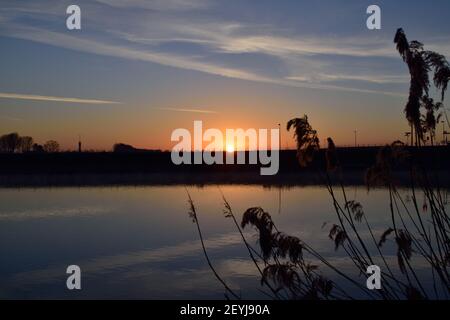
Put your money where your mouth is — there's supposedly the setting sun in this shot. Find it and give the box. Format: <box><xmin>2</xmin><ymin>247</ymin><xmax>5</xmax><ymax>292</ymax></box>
<box><xmin>226</xmin><ymin>143</ymin><xmax>235</xmax><ymax>153</ymax></box>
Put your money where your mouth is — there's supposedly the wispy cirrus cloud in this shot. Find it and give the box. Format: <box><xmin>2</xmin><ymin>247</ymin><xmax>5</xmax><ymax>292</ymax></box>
<box><xmin>155</xmin><ymin>107</ymin><xmax>218</xmax><ymax>114</ymax></box>
<box><xmin>3</xmin><ymin>0</ymin><xmax>449</xmax><ymax>97</ymax></box>
<box><xmin>2</xmin><ymin>24</ymin><xmax>281</xmax><ymax>84</ymax></box>
<box><xmin>0</xmin><ymin>92</ymin><xmax>121</xmax><ymax>104</ymax></box>
<box><xmin>95</xmin><ymin>0</ymin><xmax>211</xmax><ymax>11</ymax></box>
<box><xmin>214</xmin><ymin>35</ymin><xmax>396</xmax><ymax>58</ymax></box>
<box><xmin>0</xmin><ymin>114</ymin><xmax>23</xmax><ymax>122</ymax></box>
<box><xmin>287</xmin><ymin>73</ymin><xmax>409</xmax><ymax>85</ymax></box>
<box><xmin>1</xmin><ymin>25</ymin><xmax>405</xmax><ymax>97</ymax></box>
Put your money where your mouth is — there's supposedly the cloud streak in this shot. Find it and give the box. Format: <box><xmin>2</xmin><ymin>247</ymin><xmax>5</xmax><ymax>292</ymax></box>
<box><xmin>95</xmin><ymin>0</ymin><xmax>211</xmax><ymax>11</ymax></box>
<box><xmin>156</xmin><ymin>107</ymin><xmax>218</xmax><ymax>114</ymax></box>
<box><xmin>0</xmin><ymin>92</ymin><xmax>121</xmax><ymax>104</ymax></box>
<box><xmin>2</xmin><ymin>26</ymin><xmax>405</xmax><ymax>97</ymax></box>
<box><xmin>3</xmin><ymin>1</ymin><xmax>449</xmax><ymax>97</ymax></box>
<box><xmin>287</xmin><ymin>73</ymin><xmax>409</xmax><ymax>85</ymax></box>
<box><xmin>0</xmin><ymin>114</ymin><xmax>23</xmax><ymax>122</ymax></box>
<box><xmin>4</xmin><ymin>25</ymin><xmax>267</xmax><ymax>82</ymax></box>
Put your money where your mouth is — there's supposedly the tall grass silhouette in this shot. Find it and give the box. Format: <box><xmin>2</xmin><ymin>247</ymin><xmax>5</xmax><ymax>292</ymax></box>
<box><xmin>186</xmin><ymin>29</ymin><xmax>450</xmax><ymax>300</ymax></box>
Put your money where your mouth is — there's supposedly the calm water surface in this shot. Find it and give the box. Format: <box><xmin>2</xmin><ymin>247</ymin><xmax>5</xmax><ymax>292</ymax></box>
<box><xmin>0</xmin><ymin>185</ymin><xmax>448</xmax><ymax>299</ymax></box>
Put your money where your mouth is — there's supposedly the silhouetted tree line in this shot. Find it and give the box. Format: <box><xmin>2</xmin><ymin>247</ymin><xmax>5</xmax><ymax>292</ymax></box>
<box><xmin>112</xmin><ymin>143</ymin><xmax>161</xmax><ymax>153</ymax></box>
<box><xmin>113</xmin><ymin>143</ymin><xmax>137</xmax><ymax>153</ymax></box>
<box><xmin>0</xmin><ymin>132</ymin><xmax>60</xmax><ymax>153</ymax></box>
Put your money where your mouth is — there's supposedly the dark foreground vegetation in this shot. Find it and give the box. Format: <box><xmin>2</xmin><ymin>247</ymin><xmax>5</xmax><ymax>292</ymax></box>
<box><xmin>187</xmin><ymin>121</ymin><xmax>450</xmax><ymax>300</ymax></box>
<box><xmin>185</xmin><ymin>29</ymin><xmax>450</xmax><ymax>300</ymax></box>
<box><xmin>0</xmin><ymin>147</ymin><xmax>449</xmax><ymax>187</ymax></box>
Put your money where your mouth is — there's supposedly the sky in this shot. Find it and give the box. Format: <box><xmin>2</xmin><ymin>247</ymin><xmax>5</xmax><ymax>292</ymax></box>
<box><xmin>1</xmin><ymin>0</ymin><xmax>450</xmax><ymax>150</ymax></box>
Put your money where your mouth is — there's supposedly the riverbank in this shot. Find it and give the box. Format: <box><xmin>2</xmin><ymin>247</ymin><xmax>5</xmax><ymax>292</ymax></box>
<box><xmin>0</xmin><ymin>146</ymin><xmax>448</xmax><ymax>187</ymax></box>
<box><xmin>1</xmin><ymin>170</ymin><xmax>450</xmax><ymax>188</ymax></box>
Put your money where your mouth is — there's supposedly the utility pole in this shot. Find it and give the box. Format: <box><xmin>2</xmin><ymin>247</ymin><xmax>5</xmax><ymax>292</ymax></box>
<box><xmin>442</xmin><ymin>121</ymin><xmax>446</xmax><ymax>145</ymax></box>
<box><xmin>354</xmin><ymin>129</ymin><xmax>357</xmax><ymax>147</ymax></box>
<box><xmin>278</xmin><ymin>123</ymin><xmax>281</xmax><ymax>151</ymax></box>
<box><xmin>78</xmin><ymin>135</ymin><xmax>82</xmax><ymax>153</ymax></box>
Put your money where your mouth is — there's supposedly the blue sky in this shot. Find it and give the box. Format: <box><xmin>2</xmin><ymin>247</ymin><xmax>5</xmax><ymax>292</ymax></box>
<box><xmin>1</xmin><ymin>0</ymin><xmax>449</xmax><ymax>149</ymax></box>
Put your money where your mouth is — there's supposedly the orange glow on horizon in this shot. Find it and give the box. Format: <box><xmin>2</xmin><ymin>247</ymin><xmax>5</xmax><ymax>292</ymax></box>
<box><xmin>226</xmin><ymin>143</ymin><xmax>235</xmax><ymax>153</ymax></box>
